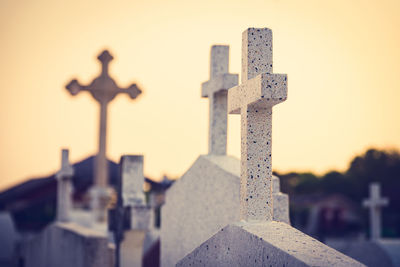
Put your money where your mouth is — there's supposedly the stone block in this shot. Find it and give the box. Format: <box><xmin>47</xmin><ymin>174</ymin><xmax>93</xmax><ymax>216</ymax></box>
<box><xmin>23</xmin><ymin>222</ymin><xmax>113</xmax><ymax>267</ymax></box>
<box><xmin>177</xmin><ymin>221</ymin><xmax>365</xmax><ymax>267</ymax></box>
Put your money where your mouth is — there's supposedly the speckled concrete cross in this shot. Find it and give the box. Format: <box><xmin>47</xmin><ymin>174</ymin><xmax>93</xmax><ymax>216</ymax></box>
<box><xmin>202</xmin><ymin>46</ymin><xmax>238</xmax><ymax>155</ymax></box>
<box><xmin>55</xmin><ymin>149</ymin><xmax>74</xmax><ymax>222</ymax></box>
<box><xmin>228</xmin><ymin>28</ymin><xmax>288</xmax><ymax>221</ymax></box>
<box><xmin>363</xmin><ymin>183</ymin><xmax>389</xmax><ymax>240</ymax></box>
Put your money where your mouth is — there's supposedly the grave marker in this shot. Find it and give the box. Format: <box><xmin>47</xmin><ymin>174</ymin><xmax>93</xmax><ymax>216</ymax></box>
<box><xmin>201</xmin><ymin>45</ymin><xmax>238</xmax><ymax>155</ymax></box>
<box><xmin>177</xmin><ymin>28</ymin><xmax>364</xmax><ymax>267</ymax></box>
<box><xmin>66</xmin><ymin>50</ymin><xmax>142</xmax><ymax>222</ymax></box>
<box><xmin>363</xmin><ymin>183</ymin><xmax>389</xmax><ymax>241</ymax></box>
<box><xmin>109</xmin><ymin>155</ymin><xmax>150</xmax><ymax>267</ymax></box>
<box><xmin>55</xmin><ymin>149</ymin><xmax>74</xmax><ymax>223</ymax></box>
<box><xmin>228</xmin><ymin>28</ymin><xmax>287</xmax><ymax>221</ymax></box>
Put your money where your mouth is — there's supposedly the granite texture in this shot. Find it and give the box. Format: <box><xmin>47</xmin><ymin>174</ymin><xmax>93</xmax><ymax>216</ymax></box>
<box><xmin>363</xmin><ymin>183</ymin><xmax>389</xmax><ymax>240</ymax></box>
<box><xmin>177</xmin><ymin>221</ymin><xmax>365</xmax><ymax>267</ymax></box>
<box><xmin>177</xmin><ymin>27</ymin><xmax>363</xmax><ymax>267</ymax></box>
<box><xmin>55</xmin><ymin>149</ymin><xmax>74</xmax><ymax>223</ymax></box>
<box><xmin>201</xmin><ymin>45</ymin><xmax>238</xmax><ymax>155</ymax></box>
<box><xmin>23</xmin><ymin>222</ymin><xmax>113</xmax><ymax>267</ymax></box>
<box><xmin>161</xmin><ymin>157</ymin><xmax>289</xmax><ymax>267</ymax></box>
<box><xmin>228</xmin><ymin>28</ymin><xmax>287</xmax><ymax>222</ymax></box>
<box><xmin>161</xmin><ymin>155</ymin><xmax>241</xmax><ymax>267</ymax></box>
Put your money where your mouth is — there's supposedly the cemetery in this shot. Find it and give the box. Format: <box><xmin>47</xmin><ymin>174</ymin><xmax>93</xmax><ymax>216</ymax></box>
<box><xmin>0</xmin><ymin>2</ymin><xmax>400</xmax><ymax>266</ymax></box>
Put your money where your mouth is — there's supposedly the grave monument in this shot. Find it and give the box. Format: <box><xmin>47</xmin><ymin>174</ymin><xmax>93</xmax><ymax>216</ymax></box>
<box><xmin>66</xmin><ymin>50</ymin><xmax>142</xmax><ymax>222</ymax></box>
<box><xmin>177</xmin><ymin>28</ymin><xmax>364</xmax><ymax>267</ymax></box>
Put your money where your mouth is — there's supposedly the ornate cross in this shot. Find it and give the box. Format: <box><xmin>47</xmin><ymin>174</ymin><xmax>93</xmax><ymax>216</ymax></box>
<box><xmin>363</xmin><ymin>183</ymin><xmax>389</xmax><ymax>240</ymax></box>
<box><xmin>228</xmin><ymin>28</ymin><xmax>288</xmax><ymax>221</ymax></box>
<box><xmin>55</xmin><ymin>149</ymin><xmax>74</xmax><ymax>222</ymax></box>
<box><xmin>66</xmin><ymin>50</ymin><xmax>142</xmax><ymax>221</ymax></box>
<box><xmin>201</xmin><ymin>45</ymin><xmax>238</xmax><ymax>155</ymax></box>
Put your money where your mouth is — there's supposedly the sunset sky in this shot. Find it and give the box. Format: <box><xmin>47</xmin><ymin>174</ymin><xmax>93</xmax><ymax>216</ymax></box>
<box><xmin>0</xmin><ymin>0</ymin><xmax>399</xmax><ymax>190</ymax></box>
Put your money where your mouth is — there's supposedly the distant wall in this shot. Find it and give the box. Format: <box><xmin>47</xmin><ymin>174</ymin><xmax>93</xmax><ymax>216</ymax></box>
<box><xmin>23</xmin><ymin>222</ymin><xmax>113</xmax><ymax>267</ymax></box>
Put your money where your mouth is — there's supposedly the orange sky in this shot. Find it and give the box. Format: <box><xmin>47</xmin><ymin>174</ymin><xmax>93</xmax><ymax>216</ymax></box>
<box><xmin>0</xmin><ymin>0</ymin><xmax>399</xmax><ymax>190</ymax></box>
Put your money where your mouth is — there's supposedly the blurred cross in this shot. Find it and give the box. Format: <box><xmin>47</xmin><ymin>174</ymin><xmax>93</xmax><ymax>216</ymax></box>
<box><xmin>55</xmin><ymin>149</ymin><xmax>74</xmax><ymax>223</ymax></box>
<box><xmin>228</xmin><ymin>28</ymin><xmax>288</xmax><ymax>221</ymax></box>
<box><xmin>201</xmin><ymin>45</ymin><xmax>238</xmax><ymax>155</ymax></box>
<box><xmin>66</xmin><ymin>50</ymin><xmax>142</xmax><ymax>222</ymax></box>
<box><xmin>363</xmin><ymin>183</ymin><xmax>389</xmax><ymax>241</ymax></box>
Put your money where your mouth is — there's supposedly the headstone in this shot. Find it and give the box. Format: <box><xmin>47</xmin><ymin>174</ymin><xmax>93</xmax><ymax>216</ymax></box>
<box><xmin>23</xmin><ymin>222</ymin><xmax>114</xmax><ymax>267</ymax></box>
<box><xmin>161</xmin><ymin>44</ymin><xmax>291</xmax><ymax>266</ymax></box>
<box><xmin>272</xmin><ymin>176</ymin><xmax>290</xmax><ymax>224</ymax></box>
<box><xmin>326</xmin><ymin>182</ymin><xmax>399</xmax><ymax>267</ymax></box>
<box><xmin>65</xmin><ymin>50</ymin><xmax>142</xmax><ymax>222</ymax></box>
<box><xmin>177</xmin><ymin>28</ymin><xmax>364</xmax><ymax>267</ymax></box>
<box><xmin>363</xmin><ymin>183</ymin><xmax>388</xmax><ymax>240</ymax></box>
<box><xmin>161</xmin><ymin>45</ymin><xmax>239</xmax><ymax>267</ymax></box>
<box><xmin>201</xmin><ymin>45</ymin><xmax>238</xmax><ymax>155</ymax></box>
<box><xmin>55</xmin><ymin>149</ymin><xmax>74</xmax><ymax>223</ymax></box>
<box><xmin>108</xmin><ymin>155</ymin><xmax>151</xmax><ymax>267</ymax></box>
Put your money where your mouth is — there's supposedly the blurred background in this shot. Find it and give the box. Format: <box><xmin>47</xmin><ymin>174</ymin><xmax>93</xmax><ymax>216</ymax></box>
<box><xmin>0</xmin><ymin>0</ymin><xmax>399</xmax><ymax>266</ymax></box>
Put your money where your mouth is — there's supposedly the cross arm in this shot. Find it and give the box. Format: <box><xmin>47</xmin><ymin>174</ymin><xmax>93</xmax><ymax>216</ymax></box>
<box><xmin>363</xmin><ymin>198</ymin><xmax>389</xmax><ymax>207</ymax></box>
<box><xmin>228</xmin><ymin>73</ymin><xmax>287</xmax><ymax>114</ymax></box>
<box><xmin>65</xmin><ymin>79</ymin><xmax>91</xmax><ymax>96</ymax></box>
<box><xmin>117</xmin><ymin>83</ymin><xmax>142</xmax><ymax>99</ymax></box>
<box><xmin>201</xmin><ymin>73</ymin><xmax>238</xmax><ymax>98</ymax></box>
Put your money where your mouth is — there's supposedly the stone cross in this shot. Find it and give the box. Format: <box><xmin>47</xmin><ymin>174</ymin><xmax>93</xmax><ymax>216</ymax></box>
<box><xmin>55</xmin><ymin>149</ymin><xmax>74</xmax><ymax>222</ymax></box>
<box><xmin>66</xmin><ymin>50</ymin><xmax>142</xmax><ymax>221</ymax></box>
<box><xmin>201</xmin><ymin>45</ymin><xmax>238</xmax><ymax>155</ymax></box>
<box><xmin>272</xmin><ymin>176</ymin><xmax>290</xmax><ymax>224</ymax></box>
<box><xmin>228</xmin><ymin>28</ymin><xmax>288</xmax><ymax>221</ymax></box>
<box><xmin>109</xmin><ymin>155</ymin><xmax>150</xmax><ymax>267</ymax></box>
<box><xmin>363</xmin><ymin>182</ymin><xmax>389</xmax><ymax>241</ymax></box>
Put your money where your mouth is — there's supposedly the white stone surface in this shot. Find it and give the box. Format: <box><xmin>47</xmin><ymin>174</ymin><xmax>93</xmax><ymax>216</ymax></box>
<box><xmin>120</xmin><ymin>155</ymin><xmax>146</xmax><ymax>205</ymax></box>
<box><xmin>363</xmin><ymin>183</ymin><xmax>389</xmax><ymax>240</ymax></box>
<box><xmin>177</xmin><ymin>221</ymin><xmax>365</xmax><ymax>267</ymax></box>
<box><xmin>55</xmin><ymin>149</ymin><xmax>74</xmax><ymax>223</ymax></box>
<box><xmin>161</xmin><ymin>155</ymin><xmax>241</xmax><ymax>267</ymax></box>
<box><xmin>272</xmin><ymin>176</ymin><xmax>290</xmax><ymax>224</ymax></box>
<box><xmin>23</xmin><ymin>222</ymin><xmax>113</xmax><ymax>267</ymax></box>
<box><xmin>228</xmin><ymin>28</ymin><xmax>287</xmax><ymax>221</ymax></box>
<box><xmin>201</xmin><ymin>45</ymin><xmax>238</xmax><ymax>155</ymax></box>
<box><xmin>161</xmin><ymin>154</ymin><xmax>287</xmax><ymax>267</ymax></box>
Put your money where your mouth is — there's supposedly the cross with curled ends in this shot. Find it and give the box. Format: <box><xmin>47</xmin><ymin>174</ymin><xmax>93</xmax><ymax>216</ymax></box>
<box><xmin>66</xmin><ymin>50</ymin><xmax>142</xmax><ymax>104</ymax></box>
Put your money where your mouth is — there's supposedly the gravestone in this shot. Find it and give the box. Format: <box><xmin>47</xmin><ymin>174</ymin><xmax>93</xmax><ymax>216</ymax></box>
<box><xmin>55</xmin><ymin>149</ymin><xmax>74</xmax><ymax>223</ymax></box>
<box><xmin>161</xmin><ymin>45</ymin><xmax>290</xmax><ymax>267</ymax></box>
<box><xmin>177</xmin><ymin>28</ymin><xmax>364</xmax><ymax>267</ymax></box>
<box><xmin>363</xmin><ymin>182</ymin><xmax>388</xmax><ymax>240</ymax></box>
<box><xmin>160</xmin><ymin>45</ymin><xmax>239</xmax><ymax>267</ymax></box>
<box><xmin>272</xmin><ymin>176</ymin><xmax>290</xmax><ymax>224</ymax></box>
<box><xmin>108</xmin><ymin>155</ymin><xmax>151</xmax><ymax>267</ymax></box>
<box><xmin>326</xmin><ymin>182</ymin><xmax>400</xmax><ymax>267</ymax></box>
<box><xmin>66</xmin><ymin>50</ymin><xmax>142</xmax><ymax>222</ymax></box>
